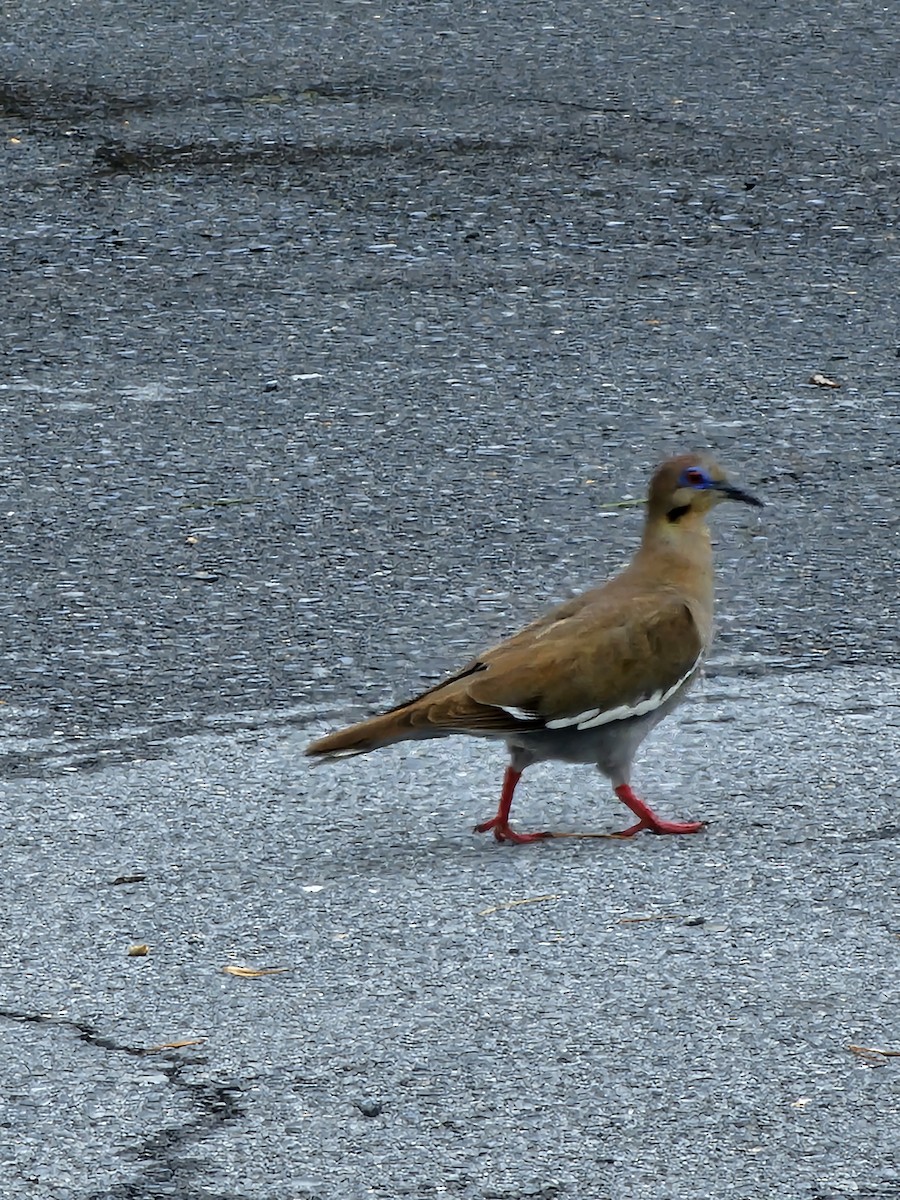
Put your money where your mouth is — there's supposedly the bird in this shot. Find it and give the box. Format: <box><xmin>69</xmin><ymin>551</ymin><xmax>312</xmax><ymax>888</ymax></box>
<box><xmin>306</xmin><ymin>453</ymin><xmax>762</xmax><ymax>844</ymax></box>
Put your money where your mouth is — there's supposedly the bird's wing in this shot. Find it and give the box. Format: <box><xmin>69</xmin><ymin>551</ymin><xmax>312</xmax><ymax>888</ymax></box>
<box><xmin>396</xmin><ymin>590</ymin><xmax>706</xmax><ymax>734</ymax></box>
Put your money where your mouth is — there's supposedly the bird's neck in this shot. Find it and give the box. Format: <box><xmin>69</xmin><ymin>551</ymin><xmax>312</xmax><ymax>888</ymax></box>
<box><xmin>636</xmin><ymin>509</ymin><xmax>715</xmax><ymax>591</ymax></box>
<box><xmin>642</xmin><ymin>506</ymin><xmax>711</xmax><ymax>550</ymax></box>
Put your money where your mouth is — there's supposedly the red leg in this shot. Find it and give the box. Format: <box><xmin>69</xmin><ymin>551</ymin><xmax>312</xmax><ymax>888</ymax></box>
<box><xmin>612</xmin><ymin>784</ymin><xmax>704</xmax><ymax>837</ymax></box>
<box><xmin>473</xmin><ymin>766</ymin><xmax>553</xmax><ymax>844</ymax></box>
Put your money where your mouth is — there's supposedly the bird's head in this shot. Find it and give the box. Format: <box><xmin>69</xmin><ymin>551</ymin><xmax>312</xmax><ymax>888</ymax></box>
<box><xmin>648</xmin><ymin>453</ymin><xmax>763</xmax><ymax>523</ymax></box>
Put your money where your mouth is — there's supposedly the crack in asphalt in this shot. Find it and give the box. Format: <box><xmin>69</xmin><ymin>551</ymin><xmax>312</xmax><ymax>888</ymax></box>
<box><xmin>0</xmin><ymin>1008</ymin><xmax>245</xmax><ymax>1200</ymax></box>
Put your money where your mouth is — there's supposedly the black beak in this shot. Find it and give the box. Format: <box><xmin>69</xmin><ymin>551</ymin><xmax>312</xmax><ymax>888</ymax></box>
<box><xmin>716</xmin><ymin>481</ymin><xmax>764</xmax><ymax>508</ymax></box>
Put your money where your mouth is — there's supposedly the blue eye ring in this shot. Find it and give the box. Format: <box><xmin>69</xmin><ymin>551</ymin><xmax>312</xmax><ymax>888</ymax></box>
<box><xmin>679</xmin><ymin>466</ymin><xmax>709</xmax><ymax>489</ymax></box>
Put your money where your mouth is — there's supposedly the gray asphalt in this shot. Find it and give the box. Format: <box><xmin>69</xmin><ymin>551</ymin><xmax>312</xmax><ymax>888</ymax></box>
<box><xmin>1</xmin><ymin>1</ymin><xmax>898</xmax><ymax>1197</ymax></box>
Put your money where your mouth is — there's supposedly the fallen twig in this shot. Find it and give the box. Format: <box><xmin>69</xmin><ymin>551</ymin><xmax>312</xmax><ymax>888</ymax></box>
<box><xmin>618</xmin><ymin>914</ymin><xmax>684</xmax><ymax>924</ymax></box>
<box><xmin>223</xmin><ymin>965</ymin><xmax>290</xmax><ymax>978</ymax></box>
<box><xmin>479</xmin><ymin>894</ymin><xmax>561</xmax><ymax>916</ymax></box>
<box><xmin>597</xmin><ymin>498</ymin><xmax>645</xmax><ymax>510</ymax></box>
<box><xmin>848</xmin><ymin>1043</ymin><xmax>900</xmax><ymax>1063</ymax></box>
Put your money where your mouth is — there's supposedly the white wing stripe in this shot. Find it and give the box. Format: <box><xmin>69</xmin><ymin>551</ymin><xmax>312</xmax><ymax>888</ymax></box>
<box><xmin>499</xmin><ymin>705</ymin><xmax>538</xmax><ymax>721</ymax></box>
<box><xmin>560</xmin><ymin>660</ymin><xmax>700</xmax><ymax>732</ymax></box>
<box><xmin>545</xmin><ymin>707</ymin><xmax>601</xmax><ymax>730</ymax></box>
<box><xmin>577</xmin><ymin>692</ymin><xmax>665</xmax><ymax>729</ymax></box>
<box><xmin>490</xmin><ymin>660</ymin><xmax>700</xmax><ymax>729</ymax></box>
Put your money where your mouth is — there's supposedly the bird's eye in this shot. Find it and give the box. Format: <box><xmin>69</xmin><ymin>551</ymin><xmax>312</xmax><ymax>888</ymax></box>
<box><xmin>682</xmin><ymin>466</ymin><xmax>707</xmax><ymax>488</ymax></box>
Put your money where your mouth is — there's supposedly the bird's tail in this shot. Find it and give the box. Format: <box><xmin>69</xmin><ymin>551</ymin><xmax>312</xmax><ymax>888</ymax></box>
<box><xmin>306</xmin><ymin>704</ymin><xmax>431</xmax><ymax>762</ymax></box>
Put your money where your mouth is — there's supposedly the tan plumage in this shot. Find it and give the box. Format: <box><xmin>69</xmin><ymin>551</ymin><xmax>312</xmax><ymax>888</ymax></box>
<box><xmin>307</xmin><ymin>453</ymin><xmax>761</xmax><ymax>843</ymax></box>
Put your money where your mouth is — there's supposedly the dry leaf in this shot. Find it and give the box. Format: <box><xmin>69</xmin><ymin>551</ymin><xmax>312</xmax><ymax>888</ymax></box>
<box><xmin>222</xmin><ymin>965</ymin><xmax>289</xmax><ymax>978</ymax></box>
<box><xmin>127</xmin><ymin>943</ymin><xmax>149</xmax><ymax>957</ymax></box>
<box><xmin>478</xmin><ymin>894</ymin><xmax>561</xmax><ymax>916</ymax></box>
<box><xmin>809</xmin><ymin>373</ymin><xmax>840</xmax><ymax>388</ymax></box>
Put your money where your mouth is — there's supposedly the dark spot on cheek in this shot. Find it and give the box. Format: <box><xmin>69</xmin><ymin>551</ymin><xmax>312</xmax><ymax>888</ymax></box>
<box><xmin>667</xmin><ymin>504</ymin><xmax>690</xmax><ymax>523</ymax></box>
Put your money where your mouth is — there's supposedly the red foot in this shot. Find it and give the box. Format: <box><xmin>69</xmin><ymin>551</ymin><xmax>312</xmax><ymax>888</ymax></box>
<box><xmin>474</xmin><ymin>765</ymin><xmax>554</xmax><ymax>845</ymax></box>
<box><xmin>473</xmin><ymin>815</ymin><xmax>554</xmax><ymax>845</ymax></box>
<box><xmin>610</xmin><ymin>816</ymin><xmax>705</xmax><ymax>838</ymax></box>
<box><xmin>612</xmin><ymin>785</ymin><xmax>704</xmax><ymax>837</ymax></box>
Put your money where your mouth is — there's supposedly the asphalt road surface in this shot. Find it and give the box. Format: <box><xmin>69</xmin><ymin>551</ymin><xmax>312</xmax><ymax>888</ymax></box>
<box><xmin>1</xmin><ymin>2</ymin><xmax>898</xmax><ymax>1198</ymax></box>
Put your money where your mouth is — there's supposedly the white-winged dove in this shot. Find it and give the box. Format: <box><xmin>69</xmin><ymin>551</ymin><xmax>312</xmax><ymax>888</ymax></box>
<box><xmin>307</xmin><ymin>453</ymin><xmax>762</xmax><ymax>844</ymax></box>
